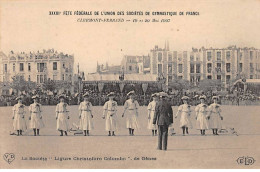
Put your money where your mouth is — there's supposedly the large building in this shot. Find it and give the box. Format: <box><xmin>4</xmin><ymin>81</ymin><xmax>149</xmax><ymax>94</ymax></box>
<box><xmin>1</xmin><ymin>44</ymin><xmax>259</xmax><ymax>95</ymax></box>
<box><xmin>0</xmin><ymin>49</ymin><xmax>74</xmax><ymax>94</ymax></box>
<box><xmin>150</xmin><ymin>43</ymin><xmax>189</xmax><ymax>82</ymax></box>
<box><xmin>149</xmin><ymin>44</ymin><xmax>260</xmax><ymax>89</ymax></box>
<box><xmin>93</xmin><ymin>43</ymin><xmax>260</xmax><ymax>91</ymax></box>
<box><xmin>0</xmin><ymin>49</ymin><xmax>74</xmax><ymax>83</ymax></box>
<box><xmin>196</xmin><ymin>46</ymin><xmax>260</xmax><ymax>87</ymax></box>
<box><xmin>121</xmin><ymin>55</ymin><xmax>150</xmax><ymax>74</ymax></box>
<box><xmin>96</xmin><ymin>62</ymin><xmax>122</xmax><ymax>74</ymax></box>
<box><xmin>95</xmin><ymin>55</ymin><xmax>150</xmax><ymax>75</ymax></box>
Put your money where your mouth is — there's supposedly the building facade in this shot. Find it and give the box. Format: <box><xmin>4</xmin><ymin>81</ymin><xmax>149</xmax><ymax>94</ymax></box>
<box><xmin>187</xmin><ymin>49</ymin><xmax>203</xmax><ymax>86</ymax></box>
<box><xmin>121</xmin><ymin>55</ymin><xmax>150</xmax><ymax>74</ymax></box>
<box><xmin>149</xmin><ymin>44</ymin><xmax>260</xmax><ymax>89</ymax></box>
<box><xmin>1</xmin><ymin>45</ymin><xmax>259</xmax><ymax>95</ymax></box>
<box><xmin>96</xmin><ymin>62</ymin><xmax>122</xmax><ymax>74</ymax></box>
<box><xmin>149</xmin><ymin>44</ymin><xmax>189</xmax><ymax>84</ymax></box>
<box><xmin>201</xmin><ymin>46</ymin><xmax>260</xmax><ymax>88</ymax></box>
<box><xmin>0</xmin><ymin>49</ymin><xmax>74</xmax><ymax>84</ymax></box>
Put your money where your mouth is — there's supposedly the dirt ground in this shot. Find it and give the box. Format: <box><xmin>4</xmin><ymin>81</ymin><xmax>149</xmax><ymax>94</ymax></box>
<box><xmin>0</xmin><ymin>105</ymin><xmax>259</xmax><ymax>169</ymax></box>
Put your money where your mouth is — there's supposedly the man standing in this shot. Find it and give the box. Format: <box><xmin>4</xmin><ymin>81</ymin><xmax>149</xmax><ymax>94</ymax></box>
<box><xmin>153</xmin><ymin>92</ymin><xmax>173</xmax><ymax>151</ymax></box>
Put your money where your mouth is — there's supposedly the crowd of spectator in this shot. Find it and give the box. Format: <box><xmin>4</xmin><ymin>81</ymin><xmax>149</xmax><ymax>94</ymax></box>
<box><xmin>0</xmin><ymin>88</ymin><xmax>259</xmax><ymax>107</ymax></box>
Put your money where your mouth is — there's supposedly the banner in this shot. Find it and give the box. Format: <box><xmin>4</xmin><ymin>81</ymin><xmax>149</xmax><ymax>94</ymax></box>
<box><xmin>244</xmin><ymin>84</ymin><xmax>247</xmax><ymax>94</ymax></box>
<box><xmin>142</xmin><ymin>83</ymin><xmax>148</xmax><ymax>93</ymax></box>
<box><xmin>98</xmin><ymin>82</ymin><xmax>104</xmax><ymax>92</ymax></box>
<box><xmin>157</xmin><ymin>83</ymin><xmax>162</xmax><ymax>90</ymax></box>
<box><xmin>119</xmin><ymin>83</ymin><xmax>125</xmax><ymax>93</ymax></box>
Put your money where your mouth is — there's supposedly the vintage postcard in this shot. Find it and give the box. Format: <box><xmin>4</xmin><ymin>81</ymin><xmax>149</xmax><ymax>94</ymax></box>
<box><xmin>0</xmin><ymin>0</ymin><xmax>259</xmax><ymax>169</ymax></box>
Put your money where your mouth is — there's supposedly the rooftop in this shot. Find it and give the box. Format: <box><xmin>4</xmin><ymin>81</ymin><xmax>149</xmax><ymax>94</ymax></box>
<box><xmin>0</xmin><ymin>49</ymin><xmax>74</xmax><ymax>61</ymax></box>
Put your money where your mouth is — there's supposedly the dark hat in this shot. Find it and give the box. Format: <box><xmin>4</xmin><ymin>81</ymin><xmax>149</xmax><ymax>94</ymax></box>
<box><xmin>58</xmin><ymin>94</ymin><xmax>66</xmax><ymax>99</ymax></box>
<box><xmin>212</xmin><ymin>96</ymin><xmax>219</xmax><ymax>100</ymax></box>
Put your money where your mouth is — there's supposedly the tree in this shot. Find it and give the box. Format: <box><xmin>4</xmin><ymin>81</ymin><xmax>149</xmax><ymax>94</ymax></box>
<box><xmin>198</xmin><ymin>79</ymin><xmax>223</xmax><ymax>92</ymax></box>
<box><xmin>168</xmin><ymin>79</ymin><xmax>190</xmax><ymax>91</ymax></box>
<box><xmin>10</xmin><ymin>75</ymin><xmax>37</xmax><ymax>93</ymax></box>
<box><xmin>42</xmin><ymin>79</ymin><xmax>57</xmax><ymax>92</ymax></box>
<box><xmin>54</xmin><ymin>80</ymin><xmax>73</xmax><ymax>94</ymax></box>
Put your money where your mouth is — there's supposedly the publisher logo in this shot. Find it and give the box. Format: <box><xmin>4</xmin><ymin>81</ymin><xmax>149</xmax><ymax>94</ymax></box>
<box><xmin>3</xmin><ymin>153</ymin><xmax>15</xmax><ymax>164</ymax></box>
<box><xmin>237</xmin><ymin>156</ymin><xmax>255</xmax><ymax>165</ymax></box>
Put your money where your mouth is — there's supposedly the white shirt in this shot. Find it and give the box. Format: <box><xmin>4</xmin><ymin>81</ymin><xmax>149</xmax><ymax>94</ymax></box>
<box><xmin>147</xmin><ymin>100</ymin><xmax>156</xmax><ymax>111</ymax></box>
<box><xmin>29</xmin><ymin>103</ymin><xmax>42</xmax><ymax>113</ymax></box>
<box><xmin>103</xmin><ymin>100</ymin><xmax>117</xmax><ymax>111</ymax></box>
<box><xmin>195</xmin><ymin>103</ymin><xmax>208</xmax><ymax>113</ymax></box>
<box><xmin>12</xmin><ymin>103</ymin><xmax>26</xmax><ymax>114</ymax></box>
<box><xmin>79</xmin><ymin>101</ymin><xmax>92</xmax><ymax>111</ymax></box>
<box><xmin>124</xmin><ymin>99</ymin><xmax>139</xmax><ymax>110</ymax></box>
<box><xmin>208</xmin><ymin>103</ymin><xmax>221</xmax><ymax>113</ymax></box>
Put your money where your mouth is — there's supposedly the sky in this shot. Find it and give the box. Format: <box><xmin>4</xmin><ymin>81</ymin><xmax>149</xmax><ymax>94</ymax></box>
<box><xmin>0</xmin><ymin>0</ymin><xmax>260</xmax><ymax>74</ymax></box>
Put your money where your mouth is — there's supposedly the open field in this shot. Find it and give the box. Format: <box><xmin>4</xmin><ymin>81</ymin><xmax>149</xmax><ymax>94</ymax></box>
<box><xmin>0</xmin><ymin>105</ymin><xmax>260</xmax><ymax>169</ymax></box>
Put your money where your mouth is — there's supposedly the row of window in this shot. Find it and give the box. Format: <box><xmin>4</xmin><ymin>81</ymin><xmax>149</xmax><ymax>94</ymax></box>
<box><xmin>207</xmin><ymin>63</ymin><xmax>257</xmax><ymax>73</ymax></box>
<box><xmin>157</xmin><ymin>53</ymin><xmax>199</xmax><ymax>62</ymax></box>
<box><xmin>35</xmin><ymin>74</ymin><xmax>73</xmax><ymax>83</ymax></box>
<box><xmin>3</xmin><ymin>62</ymin><xmax>59</xmax><ymax>73</ymax></box>
<box><xmin>190</xmin><ymin>64</ymin><xmax>201</xmax><ymax>73</ymax></box>
<box><xmin>190</xmin><ymin>55</ymin><xmax>201</xmax><ymax>62</ymax></box>
<box><xmin>206</xmin><ymin>63</ymin><xmax>231</xmax><ymax>73</ymax></box>
<box><xmin>206</xmin><ymin>51</ymin><xmax>231</xmax><ymax>61</ymax></box>
<box><xmin>158</xmin><ymin>64</ymin><xmax>184</xmax><ymax>74</ymax></box>
<box><xmin>207</xmin><ymin>51</ymin><xmax>257</xmax><ymax>61</ymax></box>
<box><xmin>190</xmin><ymin>76</ymin><xmax>201</xmax><ymax>83</ymax></box>
<box><xmin>1</xmin><ymin>72</ymin><xmax>73</xmax><ymax>82</ymax></box>
<box><xmin>125</xmin><ymin>61</ymin><xmax>253</xmax><ymax>75</ymax></box>
<box><xmin>37</xmin><ymin>74</ymin><xmax>72</xmax><ymax>83</ymax></box>
<box><xmin>157</xmin><ymin>50</ymin><xmax>258</xmax><ymax>63</ymax></box>
<box><xmin>165</xmin><ymin>62</ymin><xmax>257</xmax><ymax>74</ymax></box>
<box><xmin>205</xmin><ymin>74</ymin><xmax>255</xmax><ymax>80</ymax></box>
<box><xmin>157</xmin><ymin>52</ymin><xmax>178</xmax><ymax>62</ymax></box>
<box><xmin>206</xmin><ymin>75</ymin><xmax>226</xmax><ymax>80</ymax></box>
<box><xmin>161</xmin><ymin>63</ymin><xmax>234</xmax><ymax>74</ymax></box>
<box><xmin>3</xmin><ymin>63</ymin><xmax>26</xmax><ymax>72</ymax></box>
<box><xmin>158</xmin><ymin>52</ymin><xmax>202</xmax><ymax>62</ymax></box>
<box><xmin>37</xmin><ymin>75</ymin><xmax>47</xmax><ymax>83</ymax></box>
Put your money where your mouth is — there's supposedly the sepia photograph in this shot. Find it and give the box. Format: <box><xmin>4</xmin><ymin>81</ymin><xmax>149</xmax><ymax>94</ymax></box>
<box><xmin>0</xmin><ymin>0</ymin><xmax>259</xmax><ymax>169</ymax></box>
